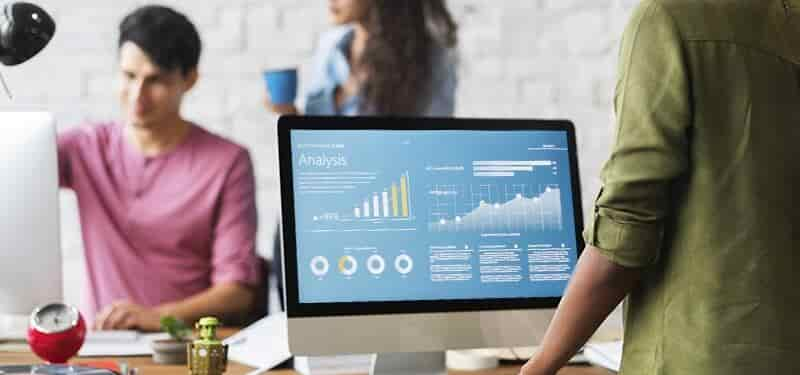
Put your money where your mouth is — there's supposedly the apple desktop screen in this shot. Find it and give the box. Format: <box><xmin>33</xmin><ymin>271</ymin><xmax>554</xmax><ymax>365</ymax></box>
<box><xmin>288</xmin><ymin>127</ymin><xmax>580</xmax><ymax>307</ymax></box>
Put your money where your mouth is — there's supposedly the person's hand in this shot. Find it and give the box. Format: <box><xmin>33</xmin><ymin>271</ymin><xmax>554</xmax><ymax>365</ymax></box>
<box><xmin>94</xmin><ymin>300</ymin><xmax>163</xmax><ymax>332</ymax></box>
<box><xmin>518</xmin><ymin>359</ymin><xmax>558</xmax><ymax>375</ymax></box>
<box><xmin>263</xmin><ymin>94</ymin><xmax>298</xmax><ymax>115</ymax></box>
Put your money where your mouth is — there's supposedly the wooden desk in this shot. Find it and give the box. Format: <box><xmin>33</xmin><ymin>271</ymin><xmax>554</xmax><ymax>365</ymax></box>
<box><xmin>0</xmin><ymin>329</ymin><xmax>614</xmax><ymax>375</ymax></box>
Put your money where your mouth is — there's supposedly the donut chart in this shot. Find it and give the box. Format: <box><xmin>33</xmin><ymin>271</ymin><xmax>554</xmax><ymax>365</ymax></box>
<box><xmin>338</xmin><ymin>255</ymin><xmax>358</xmax><ymax>276</ymax></box>
<box><xmin>367</xmin><ymin>255</ymin><xmax>386</xmax><ymax>275</ymax></box>
<box><xmin>310</xmin><ymin>256</ymin><xmax>329</xmax><ymax>277</ymax></box>
<box><xmin>394</xmin><ymin>254</ymin><xmax>414</xmax><ymax>275</ymax></box>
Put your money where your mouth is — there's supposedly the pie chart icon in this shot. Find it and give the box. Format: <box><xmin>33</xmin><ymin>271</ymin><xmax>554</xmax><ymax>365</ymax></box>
<box><xmin>367</xmin><ymin>255</ymin><xmax>386</xmax><ymax>275</ymax></box>
<box><xmin>394</xmin><ymin>254</ymin><xmax>414</xmax><ymax>275</ymax></box>
<box><xmin>338</xmin><ymin>255</ymin><xmax>358</xmax><ymax>276</ymax></box>
<box><xmin>310</xmin><ymin>256</ymin><xmax>329</xmax><ymax>277</ymax></box>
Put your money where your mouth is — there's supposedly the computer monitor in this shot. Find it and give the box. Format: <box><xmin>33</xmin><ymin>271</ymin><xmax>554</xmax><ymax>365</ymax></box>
<box><xmin>278</xmin><ymin>117</ymin><xmax>584</xmax><ymax>374</ymax></box>
<box><xmin>0</xmin><ymin>112</ymin><xmax>62</xmax><ymax>337</ymax></box>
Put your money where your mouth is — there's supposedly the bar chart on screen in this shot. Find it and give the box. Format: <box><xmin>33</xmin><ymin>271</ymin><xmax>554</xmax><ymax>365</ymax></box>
<box><xmin>349</xmin><ymin>171</ymin><xmax>412</xmax><ymax>220</ymax></box>
<box><xmin>300</xmin><ymin>170</ymin><xmax>418</xmax><ymax>234</ymax></box>
<box><xmin>471</xmin><ymin>159</ymin><xmax>559</xmax><ymax>178</ymax></box>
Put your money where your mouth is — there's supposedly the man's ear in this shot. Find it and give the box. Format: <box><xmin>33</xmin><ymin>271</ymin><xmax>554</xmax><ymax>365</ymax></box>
<box><xmin>183</xmin><ymin>68</ymin><xmax>199</xmax><ymax>92</ymax></box>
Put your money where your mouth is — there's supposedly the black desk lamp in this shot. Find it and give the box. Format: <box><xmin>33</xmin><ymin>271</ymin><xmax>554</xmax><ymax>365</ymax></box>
<box><xmin>0</xmin><ymin>1</ymin><xmax>55</xmax><ymax>66</ymax></box>
<box><xmin>0</xmin><ymin>1</ymin><xmax>54</xmax><ymax>98</ymax></box>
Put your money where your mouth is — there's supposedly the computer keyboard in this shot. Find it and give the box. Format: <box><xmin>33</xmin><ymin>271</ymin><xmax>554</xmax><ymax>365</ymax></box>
<box><xmin>86</xmin><ymin>330</ymin><xmax>139</xmax><ymax>342</ymax></box>
<box><xmin>2</xmin><ymin>314</ymin><xmax>140</xmax><ymax>343</ymax></box>
<box><xmin>0</xmin><ymin>314</ymin><xmax>28</xmax><ymax>341</ymax></box>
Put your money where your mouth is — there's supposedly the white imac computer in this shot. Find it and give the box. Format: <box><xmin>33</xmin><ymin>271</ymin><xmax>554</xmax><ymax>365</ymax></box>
<box><xmin>0</xmin><ymin>112</ymin><xmax>62</xmax><ymax>339</ymax></box>
<box><xmin>278</xmin><ymin>117</ymin><xmax>584</xmax><ymax>375</ymax></box>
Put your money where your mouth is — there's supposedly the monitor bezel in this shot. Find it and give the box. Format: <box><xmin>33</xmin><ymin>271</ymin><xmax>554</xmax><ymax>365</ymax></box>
<box><xmin>278</xmin><ymin>116</ymin><xmax>585</xmax><ymax>318</ymax></box>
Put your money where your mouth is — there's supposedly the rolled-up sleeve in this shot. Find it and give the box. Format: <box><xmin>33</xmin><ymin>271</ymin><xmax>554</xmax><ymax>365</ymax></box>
<box><xmin>211</xmin><ymin>149</ymin><xmax>261</xmax><ymax>287</ymax></box>
<box><xmin>585</xmin><ymin>1</ymin><xmax>691</xmax><ymax>268</ymax></box>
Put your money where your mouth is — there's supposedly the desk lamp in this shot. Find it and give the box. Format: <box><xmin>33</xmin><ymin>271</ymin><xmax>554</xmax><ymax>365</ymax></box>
<box><xmin>0</xmin><ymin>1</ymin><xmax>55</xmax><ymax>97</ymax></box>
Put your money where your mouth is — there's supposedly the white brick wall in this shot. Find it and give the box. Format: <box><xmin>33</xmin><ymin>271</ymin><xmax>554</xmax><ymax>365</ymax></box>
<box><xmin>0</xmin><ymin>0</ymin><xmax>638</xmax><ymax>309</ymax></box>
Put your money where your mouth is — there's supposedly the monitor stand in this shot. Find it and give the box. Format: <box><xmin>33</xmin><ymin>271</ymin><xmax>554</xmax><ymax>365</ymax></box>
<box><xmin>370</xmin><ymin>352</ymin><xmax>446</xmax><ymax>375</ymax></box>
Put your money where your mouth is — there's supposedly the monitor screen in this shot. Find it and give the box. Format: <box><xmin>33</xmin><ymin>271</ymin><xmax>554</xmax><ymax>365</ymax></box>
<box><xmin>287</xmin><ymin>126</ymin><xmax>581</xmax><ymax>306</ymax></box>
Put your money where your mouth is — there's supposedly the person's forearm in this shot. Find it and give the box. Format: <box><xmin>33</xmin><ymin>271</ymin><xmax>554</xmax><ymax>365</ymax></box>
<box><xmin>157</xmin><ymin>282</ymin><xmax>256</xmax><ymax>325</ymax></box>
<box><xmin>525</xmin><ymin>246</ymin><xmax>642</xmax><ymax>374</ymax></box>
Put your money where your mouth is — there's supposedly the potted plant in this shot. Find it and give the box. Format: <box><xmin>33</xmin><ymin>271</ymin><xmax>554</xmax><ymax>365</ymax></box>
<box><xmin>150</xmin><ymin>316</ymin><xmax>192</xmax><ymax>365</ymax></box>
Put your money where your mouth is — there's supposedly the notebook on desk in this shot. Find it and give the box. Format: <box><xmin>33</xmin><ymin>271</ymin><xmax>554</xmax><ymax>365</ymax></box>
<box><xmin>222</xmin><ymin>312</ymin><xmax>292</xmax><ymax>371</ymax></box>
<box><xmin>0</xmin><ymin>365</ymin><xmax>116</xmax><ymax>374</ymax></box>
<box><xmin>78</xmin><ymin>331</ymin><xmax>168</xmax><ymax>357</ymax></box>
<box><xmin>583</xmin><ymin>340</ymin><xmax>622</xmax><ymax>372</ymax></box>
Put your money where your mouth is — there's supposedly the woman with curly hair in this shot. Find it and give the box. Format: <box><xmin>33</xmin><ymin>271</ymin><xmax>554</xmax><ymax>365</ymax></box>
<box><xmin>267</xmin><ymin>0</ymin><xmax>458</xmax><ymax>116</ymax></box>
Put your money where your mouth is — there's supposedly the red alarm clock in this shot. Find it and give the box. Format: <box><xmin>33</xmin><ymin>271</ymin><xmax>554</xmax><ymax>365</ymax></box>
<box><xmin>27</xmin><ymin>303</ymin><xmax>87</xmax><ymax>363</ymax></box>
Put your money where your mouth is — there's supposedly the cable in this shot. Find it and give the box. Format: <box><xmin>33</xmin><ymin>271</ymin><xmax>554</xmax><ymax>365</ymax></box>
<box><xmin>0</xmin><ymin>70</ymin><xmax>12</xmax><ymax>99</ymax></box>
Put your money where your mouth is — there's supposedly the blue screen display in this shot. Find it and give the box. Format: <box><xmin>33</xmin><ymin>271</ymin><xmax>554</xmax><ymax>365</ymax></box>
<box><xmin>290</xmin><ymin>130</ymin><xmax>579</xmax><ymax>304</ymax></box>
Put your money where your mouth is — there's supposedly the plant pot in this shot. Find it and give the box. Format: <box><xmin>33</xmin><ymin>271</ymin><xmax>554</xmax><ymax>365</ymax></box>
<box><xmin>150</xmin><ymin>339</ymin><xmax>189</xmax><ymax>365</ymax></box>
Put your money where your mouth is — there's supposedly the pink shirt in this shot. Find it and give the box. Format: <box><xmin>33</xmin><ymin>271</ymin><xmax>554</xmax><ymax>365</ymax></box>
<box><xmin>57</xmin><ymin>122</ymin><xmax>261</xmax><ymax>324</ymax></box>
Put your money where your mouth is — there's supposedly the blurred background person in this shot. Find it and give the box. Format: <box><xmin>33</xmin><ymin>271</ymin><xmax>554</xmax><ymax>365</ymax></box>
<box><xmin>58</xmin><ymin>5</ymin><xmax>262</xmax><ymax>331</ymax></box>
<box><xmin>266</xmin><ymin>0</ymin><xmax>459</xmax><ymax>117</ymax></box>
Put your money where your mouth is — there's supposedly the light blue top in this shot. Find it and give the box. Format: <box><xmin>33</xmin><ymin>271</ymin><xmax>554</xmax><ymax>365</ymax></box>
<box><xmin>304</xmin><ymin>26</ymin><xmax>457</xmax><ymax>116</ymax></box>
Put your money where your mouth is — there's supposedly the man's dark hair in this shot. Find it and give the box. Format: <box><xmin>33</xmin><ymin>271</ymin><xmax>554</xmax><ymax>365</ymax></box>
<box><xmin>118</xmin><ymin>5</ymin><xmax>201</xmax><ymax>76</ymax></box>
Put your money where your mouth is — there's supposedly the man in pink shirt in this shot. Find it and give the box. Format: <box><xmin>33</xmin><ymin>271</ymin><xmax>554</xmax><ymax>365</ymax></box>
<box><xmin>58</xmin><ymin>5</ymin><xmax>261</xmax><ymax>331</ymax></box>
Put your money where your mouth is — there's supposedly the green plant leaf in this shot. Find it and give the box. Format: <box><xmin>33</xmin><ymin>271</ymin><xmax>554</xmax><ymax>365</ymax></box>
<box><xmin>160</xmin><ymin>315</ymin><xmax>190</xmax><ymax>341</ymax></box>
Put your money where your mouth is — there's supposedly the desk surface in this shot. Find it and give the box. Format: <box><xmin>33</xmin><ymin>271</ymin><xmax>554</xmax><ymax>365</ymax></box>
<box><xmin>0</xmin><ymin>329</ymin><xmax>614</xmax><ymax>375</ymax></box>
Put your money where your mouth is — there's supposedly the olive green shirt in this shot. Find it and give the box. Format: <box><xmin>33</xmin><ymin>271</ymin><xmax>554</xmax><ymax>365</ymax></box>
<box><xmin>584</xmin><ymin>0</ymin><xmax>800</xmax><ymax>373</ymax></box>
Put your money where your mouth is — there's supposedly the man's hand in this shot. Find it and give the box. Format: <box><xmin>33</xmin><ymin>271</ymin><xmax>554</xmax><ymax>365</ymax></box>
<box><xmin>516</xmin><ymin>246</ymin><xmax>641</xmax><ymax>375</ymax></box>
<box><xmin>94</xmin><ymin>300</ymin><xmax>163</xmax><ymax>332</ymax></box>
<box><xmin>519</xmin><ymin>360</ymin><xmax>557</xmax><ymax>375</ymax></box>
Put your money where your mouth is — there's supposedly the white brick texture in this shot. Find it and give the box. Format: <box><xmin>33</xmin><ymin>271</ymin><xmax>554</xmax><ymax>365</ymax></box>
<box><xmin>0</xmin><ymin>0</ymin><xmax>639</xmax><ymax>307</ymax></box>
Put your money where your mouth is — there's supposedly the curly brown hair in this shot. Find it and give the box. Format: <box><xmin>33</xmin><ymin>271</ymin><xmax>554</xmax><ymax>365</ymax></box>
<box><xmin>359</xmin><ymin>0</ymin><xmax>458</xmax><ymax>115</ymax></box>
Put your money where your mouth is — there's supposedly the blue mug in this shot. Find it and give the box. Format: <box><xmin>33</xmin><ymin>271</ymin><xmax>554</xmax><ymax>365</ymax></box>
<box><xmin>263</xmin><ymin>68</ymin><xmax>298</xmax><ymax>105</ymax></box>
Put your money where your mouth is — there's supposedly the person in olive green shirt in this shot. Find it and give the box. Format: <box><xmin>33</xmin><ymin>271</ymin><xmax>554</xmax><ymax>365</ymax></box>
<box><xmin>521</xmin><ymin>0</ymin><xmax>800</xmax><ymax>374</ymax></box>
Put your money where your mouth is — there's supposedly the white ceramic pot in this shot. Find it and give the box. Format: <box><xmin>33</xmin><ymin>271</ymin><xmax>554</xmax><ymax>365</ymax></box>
<box><xmin>150</xmin><ymin>339</ymin><xmax>189</xmax><ymax>365</ymax></box>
